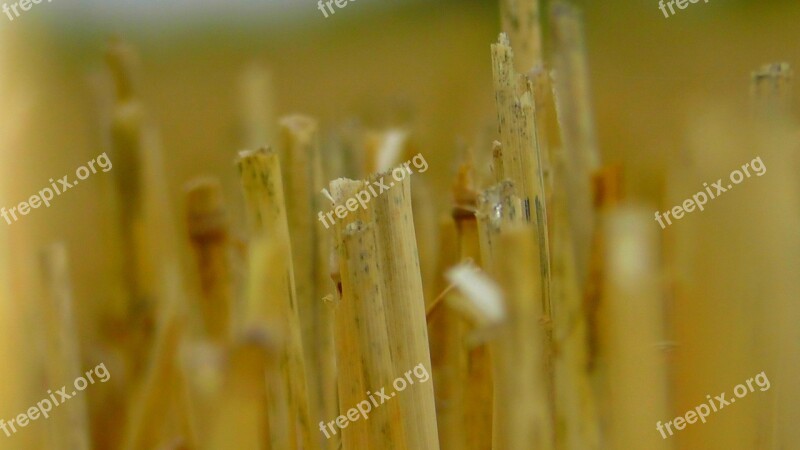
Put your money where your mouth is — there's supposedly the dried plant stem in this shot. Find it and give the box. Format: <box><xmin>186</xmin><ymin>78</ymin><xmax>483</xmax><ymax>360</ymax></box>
<box><xmin>463</xmin><ymin>307</ymin><xmax>493</xmax><ymax>450</ymax></box>
<box><xmin>427</xmin><ymin>217</ymin><xmax>466</xmax><ymax>450</ymax></box>
<box><xmin>500</xmin><ymin>0</ymin><xmax>543</xmax><ymax>73</ymax></box>
<box><xmin>122</xmin><ymin>314</ymin><xmax>197</xmax><ymax>450</ymax></box>
<box><xmin>584</xmin><ymin>165</ymin><xmax>623</xmax><ymax>369</ymax></box>
<box><xmin>549</xmin><ymin>175</ymin><xmax>602</xmax><ymax>450</ymax></box>
<box><xmin>750</xmin><ymin>62</ymin><xmax>793</xmax><ymax>117</ymax></box>
<box><xmin>185</xmin><ymin>178</ymin><xmax>233</xmax><ymax>342</ymax></box>
<box><xmin>493</xmin><ymin>226</ymin><xmax>553</xmax><ymax>450</ymax></box>
<box><xmin>431</xmin><ymin>298</ymin><xmax>468</xmax><ymax>450</ymax></box>
<box><xmin>107</xmin><ymin>42</ymin><xmax>188</xmax><ymax>423</ymax></box>
<box><xmin>341</xmin><ymin>221</ymin><xmax>407</xmax><ymax>449</ymax></box>
<box><xmin>600</xmin><ymin>207</ymin><xmax>671</xmax><ymax>450</ymax></box>
<box><xmin>530</xmin><ymin>66</ymin><xmax>554</xmax><ymax>199</ymax></box>
<box><xmin>450</xmin><ymin>162</ymin><xmax>492</xmax><ymax>450</ymax></box>
<box><xmin>476</xmin><ymin>181</ymin><xmax>525</xmax><ymax>274</ymax></box>
<box><xmin>40</xmin><ymin>244</ymin><xmax>91</xmax><ymax>450</ymax></box>
<box><xmin>547</xmin><ymin>10</ymin><xmax>607</xmax><ymax>445</ymax></box>
<box><xmin>371</xmin><ymin>171</ymin><xmax>440</xmax><ymax>450</ymax></box>
<box><xmin>237</xmin><ymin>148</ymin><xmax>316</xmax><ymax>450</ymax></box>
<box><xmin>104</xmin><ymin>40</ymin><xmax>163</xmax><ymax>450</ymax></box>
<box><xmin>551</xmin><ymin>3</ymin><xmax>601</xmax><ymax>288</ymax></box>
<box><xmin>204</xmin><ymin>331</ymin><xmax>276</xmax><ymax>450</ymax></box>
<box><xmin>107</xmin><ymin>87</ymin><xmax>153</xmax><ymax>375</ymax></box>
<box><xmin>491</xmin><ymin>34</ymin><xmax>552</xmax><ymax>320</ymax></box>
<box><xmin>476</xmin><ymin>182</ymin><xmax>550</xmax><ymax>448</ymax></box>
<box><xmin>490</xmin><ymin>141</ymin><xmax>504</xmax><ymax>182</ymax></box>
<box><xmin>279</xmin><ymin>115</ymin><xmax>337</xmax><ymax>446</ymax></box>
<box><xmin>329</xmin><ymin>178</ymin><xmax>371</xmax><ymax>450</ymax></box>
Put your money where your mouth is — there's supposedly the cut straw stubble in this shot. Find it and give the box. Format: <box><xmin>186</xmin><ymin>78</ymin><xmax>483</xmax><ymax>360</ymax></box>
<box><xmin>106</xmin><ymin>50</ymin><xmax>154</xmax><ymax>380</ymax></box>
<box><xmin>548</xmin><ymin>5</ymin><xmax>605</xmax><ymax>448</ymax></box>
<box><xmin>427</xmin><ymin>216</ymin><xmax>466</xmax><ymax>450</ymax></box>
<box><xmin>279</xmin><ymin>115</ymin><xmax>338</xmax><ymax>450</ymax></box>
<box><xmin>204</xmin><ymin>330</ymin><xmax>278</xmax><ymax>450</ymax></box>
<box><xmin>475</xmin><ymin>181</ymin><xmax>525</xmax><ymax>274</ymax></box>
<box><xmin>122</xmin><ymin>313</ymin><xmax>198</xmax><ymax>450</ymax></box>
<box><xmin>500</xmin><ymin>0</ymin><xmax>543</xmax><ymax>73</ymax></box>
<box><xmin>450</xmin><ymin>159</ymin><xmax>492</xmax><ymax>450</ymax></box>
<box><xmin>493</xmin><ymin>226</ymin><xmax>553</xmax><ymax>450</ymax></box>
<box><xmin>341</xmin><ymin>221</ymin><xmax>407</xmax><ymax>449</ymax></box>
<box><xmin>488</xmin><ymin>36</ymin><xmax>553</xmax><ymax>322</ymax></box>
<box><xmin>237</xmin><ymin>147</ymin><xmax>317</xmax><ymax>450</ymax></box>
<box><xmin>600</xmin><ymin>206</ymin><xmax>671</xmax><ymax>450</ymax></box>
<box><xmin>329</xmin><ymin>177</ymin><xmax>371</xmax><ymax>450</ymax></box>
<box><xmin>370</xmin><ymin>170</ymin><xmax>440</xmax><ymax>450</ymax></box>
<box><xmin>750</xmin><ymin>62</ymin><xmax>793</xmax><ymax>117</ymax></box>
<box><xmin>106</xmin><ymin>37</ymin><xmax>193</xmax><ymax>450</ymax></box>
<box><xmin>39</xmin><ymin>244</ymin><xmax>91</xmax><ymax>450</ymax></box>
<box><xmin>551</xmin><ymin>2</ymin><xmax>602</xmax><ymax>290</ymax></box>
<box><xmin>184</xmin><ymin>178</ymin><xmax>234</xmax><ymax>342</ymax></box>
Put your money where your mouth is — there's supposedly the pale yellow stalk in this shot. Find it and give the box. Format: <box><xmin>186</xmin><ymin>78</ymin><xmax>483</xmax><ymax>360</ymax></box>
<box><xmin>185</xmin><ymin>178</ymin><xmax>234</xmax><ymax>342</ymax></box>
<box><xmin>203</xmin><ymin>330</ymin><xmax>277</xmax><ymax>450</ymax></box>
<box><xmin>341</xmin><ymin>221</ymin><xmax>407</xmax><ymax>450</ymax></box>
<box><xmin>279</xmin><ymin>115</ymin><xmax>337</xmax><ymax>449</ymax></box>
<box><xmin>39</xmin><ymin>244</ymin><xmax>91</xmax><ymax>450</ymax></box>
<box><xmin>237</xmin><ymin>147</ymin><xmax>316</xmax><ymax>450</ymax></box>
<box><xmin>499</xmin><ymin>0</ymin><xmax>543</xmax><ymax>73</ymax></box>
<box><xmin>493</xmin><ymin>226</ymin><xmax>553</xmax><ymax>450</ymax></box>
<box><xmin>599</xmin><ymin>207</ymin><xmax>671</xmax><ymax>450</ymax></box>
<box><xmin>550</xmin><ymin>3</ymin><xmax>601</xmax><ymax>289</ymax></box>
<box><xmin>371</xmin><ymin>170</ymin><xmax>440</xmax><ymax>450</ymax></box>
<box><xmin>427</xmin><ymin>217</ymin><xmax>465</xmax><ymax>450</ymax></box>
<box><xmin>750</xmin><ymin>62</ymin><xmax>792</xmax><ymax>117</ymax></box>
<box><xmin>122</xmin><ymin>312</ymin><xmax>198</xmax><ymax>450</ymax></box>
<box><xmin>451</xmin><ymin>160</ymin><xmax>491</xmax><ymax>450</ymax></box>
<box><xmin>329</xmin><ymin>177</ymin><xmax>371</xmax><ymax>450</ymax></box>
<box><xmin>490</xmin><ymin>35</ymin><xmax>552</xmax><ymax>319</ymax></box>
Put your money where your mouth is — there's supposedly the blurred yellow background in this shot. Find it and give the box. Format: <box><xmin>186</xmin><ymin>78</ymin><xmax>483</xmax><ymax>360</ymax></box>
<box><xmin>0</xmin><ymin>0</ymin><xmax>798</xmax><ymax>448</ymax></box>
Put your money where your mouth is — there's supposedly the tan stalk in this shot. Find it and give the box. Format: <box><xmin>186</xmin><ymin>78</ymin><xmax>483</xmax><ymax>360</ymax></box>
<box><xmin>450</xmin><ymin>160</ymin><xmax>492</xmax><ymax>450</ymax></box>
<box><xmin>237</xmin><ymin>147</ymin><xmax>316</xmax><ymax>450</ymax></box>
<box><xmin>499</xmin><ymin>0</ymin><xmax>543</xmax><ymax>73</ymax></box>
<box><xmin>493</xmin><ymin>226</ymin><xmax>553</xmax><ymax>450</ymax></box>
<box><xmin>549</xmin><ymin>162</ymin><xmax>602</xmax><ymax>450</ymax></box>
<box><xmin>279</xmin><ymin>115</ymin><xmax>337</xmax><ymax>448</ymax></box>
<box><xmin>341</xmin><ymin>221</ymin><xmax>407</xmax><ymax>449</ymax></box>
<box><xmin>106</xmin><ymin>39</ymin><xmax>155</xmax><ymax>379</ymax></box>
<box><xmin>427</xmin><ymin>216</ymin><xmax>465</xmax><ymax>450</ymax></box>
<box><xmin>600</xmin><ymin>206</ymin><xmax>671</xmax><ymax>450</ymax></box>
<box><xmin>750</xmin><ymin>62</ymin><xmax>793</xmax><ymax>117</ymax></box>
<box><xmin>550</xmin><ymin>3</ymin><xmax>602</xmax><ymax>289</ymax></box>
<box><xmin>39</xmin><ymin>244</ymin><xmax>91</xmax><ymax>450</ymax></box>
<box><xmin>475</xmin><ymin>181</ymin><xmax>525</xmax><ymax>274</ymax></box>
<box><xmin>490</xmin><ymin>35</ymin><xmax>552</xmax><ymax>319</ymax></box>
<box><xmin>185</xmin><ymin>178</ymin><xmax>234</xmax><ymax>342</ymax></box>
<box><xmin>204</xmin><ymin>330</ymin><xmax>277</xmax><ymax>450</ymax></box>
<box><xmin>371</xmin><ymin>169</ymin><xmax>440</xmax><ymax>450</ymax></box>
<box><xmin>329</xmin><ymin>177</ymin><xmax>372</xmax><ymax>450</ymax></box>
<box><xmin>122</xmin><ymin>312</ymin><xmax>198</xmax><ymax>450</ymax></box>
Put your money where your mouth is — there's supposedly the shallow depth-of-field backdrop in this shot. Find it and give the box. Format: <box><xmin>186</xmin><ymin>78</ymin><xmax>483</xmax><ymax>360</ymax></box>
<box><xmin>0</xmin><ymin>0</ymin><xmax>798</xmax><ymax>449</ymax></box>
